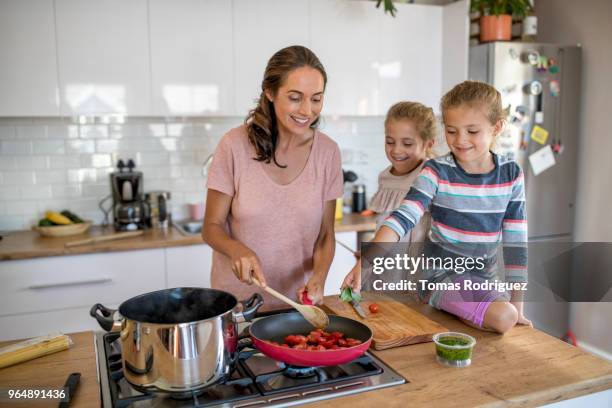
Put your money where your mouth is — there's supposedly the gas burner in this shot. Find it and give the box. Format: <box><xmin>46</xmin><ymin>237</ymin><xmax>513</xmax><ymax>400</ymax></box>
<box><xmin>96</xmin><ymin>312</ymin><xmax>406</xmax><ymax>408</ymax></box>
<box><xmin>282</xmin><ymin>364</ymin><xmax>318</xmax><ymax>379</ymax></box>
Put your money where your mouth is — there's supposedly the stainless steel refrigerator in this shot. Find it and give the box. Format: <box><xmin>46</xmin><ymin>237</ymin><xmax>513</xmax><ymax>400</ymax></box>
<box><xmin>469</xmin><ymin>42</ymin><xmax>582</xmax><ymax>337</ymax></box>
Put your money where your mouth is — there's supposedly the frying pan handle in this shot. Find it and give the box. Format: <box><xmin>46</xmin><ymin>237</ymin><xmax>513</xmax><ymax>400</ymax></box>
<box><xmin>233</xmin><ymin>293</ymin><xmax>264</xmax><ymax>323</ymax></box>
<box><xmin>90</xmin><ymin>303</ymin><xmax>120</xmax><ymax>332</ymax></box>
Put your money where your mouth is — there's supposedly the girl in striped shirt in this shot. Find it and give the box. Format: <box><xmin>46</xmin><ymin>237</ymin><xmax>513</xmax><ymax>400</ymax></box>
<box><xmin>343</xmin><ymin>81</ymin><xmax>531</xmax><ymax>333</ymax></box>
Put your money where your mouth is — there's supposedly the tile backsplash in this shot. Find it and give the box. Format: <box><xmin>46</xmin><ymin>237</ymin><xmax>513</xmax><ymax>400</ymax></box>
<box><xmin>0</xmin><ymin>116</ymin><xmax>403</xmax><ymax>231</ymax></box>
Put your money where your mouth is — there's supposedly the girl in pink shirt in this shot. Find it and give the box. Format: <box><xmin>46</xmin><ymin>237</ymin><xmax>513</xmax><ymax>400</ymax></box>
<box><xmin>203</xmin><ymin>46</ymin><xmax>343</xmax><ymax>311</ymax></box>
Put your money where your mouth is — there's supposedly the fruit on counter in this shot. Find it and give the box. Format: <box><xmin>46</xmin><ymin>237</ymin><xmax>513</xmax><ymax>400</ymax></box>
<box><xmin>44</xmin><ymin>211</ymin><xmax>73</xmax><ymax>225</ymax></box>
<box><xmin>60</xmin><ymin>210</ymin><xmax>84</xmax><ymax>223</ymax></box>
<box><xmin>368</xmin><ymin>303</ymin><xmax>379</xmax><ymax>314</ymax></box>
<box><xmin>38</xmin><ymin>210</ymin><xmax>85</xmax><ymax>226</ymax></box>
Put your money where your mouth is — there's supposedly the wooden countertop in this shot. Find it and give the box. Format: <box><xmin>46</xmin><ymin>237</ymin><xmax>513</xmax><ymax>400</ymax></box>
<box><xmin>2</xmin><ymin>296</ymin><xmax>610</xmax><ymax>407</ymax></box>
<box><xmin>311</xmin><ymin>293</ymin><xmax>612</xmax><ymax>407</ymax></box>
<box><xmin>0</xmin><ymin>332</ymin><xmax>100</xmax><ymax>407</ymax></box>
<box><xmin>0</xmin><ymin>214</ymin><xmax>376</xmax><ymax>261</ymax></box>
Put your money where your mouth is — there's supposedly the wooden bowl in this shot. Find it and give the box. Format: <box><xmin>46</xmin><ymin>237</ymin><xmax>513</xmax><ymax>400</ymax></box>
<box><xmin>32</xmin><ymin>221</ymin><xmax>92</xmax><ymax>237</ymax></box>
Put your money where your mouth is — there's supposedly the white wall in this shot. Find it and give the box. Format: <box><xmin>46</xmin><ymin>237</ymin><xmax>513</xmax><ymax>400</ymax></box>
<box><xmin>0</xmin><ymin>116</ymin><xmax>392</xmax><ymax>231</ymax></box>
<box><xmin>536</xmin><ymin>0</ymin><xmax>612</xmax><ymax>358</ymax></box>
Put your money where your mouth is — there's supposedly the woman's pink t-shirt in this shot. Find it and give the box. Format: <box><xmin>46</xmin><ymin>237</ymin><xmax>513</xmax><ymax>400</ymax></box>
<box><xmin>206</xmin><ymin>125</ymin><xmax>343</xmax><ymax>311</ymax></box>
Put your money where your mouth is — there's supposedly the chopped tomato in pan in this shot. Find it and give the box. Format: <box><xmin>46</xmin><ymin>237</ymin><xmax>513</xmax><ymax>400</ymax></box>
<box><xmin>268</xmin><ymin>329</ymin><xmax>362</xmax><ymax>351</ymax></box>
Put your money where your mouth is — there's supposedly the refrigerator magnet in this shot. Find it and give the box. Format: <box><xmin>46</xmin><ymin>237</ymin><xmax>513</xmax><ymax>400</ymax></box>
<box><xmin>529</xmin><ymin>145</ymin><xmax>556</xmax><ymax>176</ymax></box>
<box><xmin>530</xmin><ymin>125</ymin><xmax>549</xmax><ymax>144</ymax></box>
<box><xmin>550</xmin><ymin>80</ymin><xmax>561</xmax><ymax>97</ymax></box>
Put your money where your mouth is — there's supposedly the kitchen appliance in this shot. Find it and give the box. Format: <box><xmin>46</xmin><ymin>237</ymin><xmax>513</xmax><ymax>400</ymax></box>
<box><xmin>325</xmin><ymin>292</ymin><xmax>448</xmax><ymax>350</ymax></box>
<box><xmin>110</xmin><ymin>159</ymin><xmax>147</xmax><ymax>231</ymax></box>
<box><xmin>95</xmin><ymin>309</ymin><xmax>406</xmax><ymax>408</ymax></box>
<box><xmin>352</xmin><ymin>184</ymin><xmax>367</xmax><ymax>213</ymax></box>
<box><xmin>144</xmin><ymin>191</ymin><xmax>171</xmax><ymax>229</ymax></box>
<box><xmin>90</xmin><ymin>288</ymin><xmax>263</xmax><ymax>393</ymax></box>
<box><xmin>469</xmin><ymin>42</ymin><xmax>581</xmax><ymax>337</ymax></box>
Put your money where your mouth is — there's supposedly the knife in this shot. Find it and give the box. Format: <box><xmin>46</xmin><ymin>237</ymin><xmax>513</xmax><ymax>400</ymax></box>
<box><xmin>350</xmin><ymin>300</ymin><xmax>367</xmax><ymax>319</ymax></box>
<box><xmin>58</xmin><ymin>372</ymin><xmax>81</xmax><ymax>408</ymax></box>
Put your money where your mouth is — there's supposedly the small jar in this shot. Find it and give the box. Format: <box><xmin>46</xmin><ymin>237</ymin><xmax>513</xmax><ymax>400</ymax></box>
<box><xmin>352</xmin><ymin>184</ymin><xmax>366</xmax><ymax>213</ymax></box>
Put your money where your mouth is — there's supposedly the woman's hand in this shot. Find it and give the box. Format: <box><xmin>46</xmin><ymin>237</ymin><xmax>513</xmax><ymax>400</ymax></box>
<box><xmin>297</xmin><ymin>275</ymin><xmax>325</xmax><ymax>305</ymax></box>
<box><xmin>230</xmin><ymin>245</ymin><xmax>266</xmax><ymax>286</ymax></box>
<box><xmin>341</xmin><ymin>260</ymin><xmax>362</xmax><ymax>293</ymax></box>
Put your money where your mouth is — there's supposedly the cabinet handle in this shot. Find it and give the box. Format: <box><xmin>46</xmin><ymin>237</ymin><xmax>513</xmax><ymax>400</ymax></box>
<box><xmin>27</xmin><ymin>277</ymin><xmax>112</xmax><ymax>290</ymax></box>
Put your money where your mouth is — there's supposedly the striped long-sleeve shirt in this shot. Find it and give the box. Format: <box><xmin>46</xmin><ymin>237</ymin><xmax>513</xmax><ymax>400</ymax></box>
<box><xmin>382</xmin><ymin>153</ymin><xmax>527</xmax><ymax>283</ymax></box>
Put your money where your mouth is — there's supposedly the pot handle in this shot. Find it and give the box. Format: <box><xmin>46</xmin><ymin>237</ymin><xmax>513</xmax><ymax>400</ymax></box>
<box><xmin>90</xmin><ymin>303</ymin><xmax>118</xmax><ymax>332</ymax></box>
<box><xmin>233</xmin><ymin>293</ymin><xmax>264</xmax><ymax>323</ymax></box>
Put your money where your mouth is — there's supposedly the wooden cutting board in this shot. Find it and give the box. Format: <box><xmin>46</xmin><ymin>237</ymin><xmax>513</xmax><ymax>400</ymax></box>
<box><xmin>324</xmin><ymin>292</ymin><xmax>448</xmax><ymax>350</ymax></box>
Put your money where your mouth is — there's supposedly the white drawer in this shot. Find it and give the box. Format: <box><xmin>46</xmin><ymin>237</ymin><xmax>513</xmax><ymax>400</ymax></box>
<box><xmin>0</xmin><ymin>305</ymin><xmax>117</xmax><ymax>342</ymax></box>
<box><xmin>0</xmin><ymin>249</ymin><xmax>165</xmax><ymax>317</ymax></box>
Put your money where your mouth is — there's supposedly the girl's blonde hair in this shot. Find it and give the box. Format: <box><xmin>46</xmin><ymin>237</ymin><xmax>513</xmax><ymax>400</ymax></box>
<box><xmin>440</xmin><ymin>80</ymin><xmax>506</xmax><ymax>126</ymax></box>
<box><xmin>385</xmin><ymin>101</ymin><xmax>437</xmax><ymax>158</ymax></box>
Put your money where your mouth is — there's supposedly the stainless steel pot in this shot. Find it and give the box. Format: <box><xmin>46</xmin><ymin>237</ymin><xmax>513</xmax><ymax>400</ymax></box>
<box><xmin>90</xmin><ymin>287</ymin><xmax>263</xmax><ymax>393</ymax></box>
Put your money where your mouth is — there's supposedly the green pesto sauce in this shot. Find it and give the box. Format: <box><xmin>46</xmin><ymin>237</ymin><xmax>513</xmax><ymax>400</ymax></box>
<box><xmin>435</xmin><ymin>337</ymin><xmax>473</xmax><ymax>361</ymax></box>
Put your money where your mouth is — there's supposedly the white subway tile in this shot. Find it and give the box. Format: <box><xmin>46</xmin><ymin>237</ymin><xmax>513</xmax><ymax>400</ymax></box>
<box><xmin>115</xmin><ymin>138</ymin><xmax>159</xmax><ymax>152</ymax></box>
<box><xmin>0</xmin><ymin>186</ymin><xmax>21</xmax><ymax>200</ymax></box>
<box><xmin>183</xmin><ymin>191</ymin><xmax>206</xmax><ymax>203</ymax></box>
<box><xmin>96</xmin><ymin>139</ymin><xmax>119</xmax><ymax>154</ymax></box>
<box><xmin>47</xmin><ymin>124</ymin><xmax>79</xmax><ymax>139</ymax></box>
<box><xmin>32</xmin><ymin>140</ymin><xmax>65</xmax><ymax>155</ymax></box>
<box><xmin>0</xmin><ymin>126</ymin><xmax>16</xmax><ymax>140</ymax></box>
<box><xmin>179</xmin><ymin>137</ymin><xmax>209</xmax><ymax>150</ymax></box>
<box><xmin>51</xmin><ymin>185</ymin><xmax>82</xmax><ymax>199</ymax></box>
<box><xmin>109</xmin><ymin>123</ymin><xmax>140</xmax><ymax>139</ymax></box>
<box><xmin>83</xmin><ymin>184</ymin><xmax>110</xmax><ymax>197</ymax></box>
<box><xmin>80</xmin><ymin>125</ymin><xmax>109</xmax><ymax>139</ymax></box>
<box><xmin>137</xmin><ymin>152</ymin><xmax>169</xmax><ymax>166</ymax></box>
<box><xmin>0</xmin><ymin>157</ymin><xmax>16</xmax><ymax>170</ymax></box>
<box><xmin>49</xmin><ymin>155</ymin><xmax>81</xmax><ymax>169</ymax></box>
<box><xmin>144</xmin><ymin>123</ymin><xmax>166</xmax><ymax>138</ymax></box>
<box><xmin>0</xmin><ymin>216</ymin><xmax>26</xmax><ymax>231</ymax></box>
<box><xmin>4</xmin><ymin>201</ymin><xmax>38</xmax><ymax>215</ymax></box>
<box><xmin>158</xmin><ymin>138</ymin><xmax>178</xmax><ymax>151</ymax></box>
<box><xmin>21</xmin><ymin>185</ymin><xmax>52</xmax><ymax>200</ymax></box>
<box><xmin>66</xmin><ymin>140</ymin><xmax>95</xmax><ymax>154</ymax></box>
<box><xmin>1</xmin><ymin>141</ymin><xmax>32</xmax><ymax>155</ymax></box>
<box><xmin>81</xmin><ymin>154</ymin><xmax>112</xmax><ymax>168</ymax></box>
<box><xmin>67</xmin><ymin>168</ymin><xmax>97</xmax><ymax>183</ymax></box>
<box><xmin>38</xmin><ymin>199</ymin><xmax>70</xmax><ymax>212</ymax></box>
<box><xmin>167</xmin><ymin>123</ymin><xmax>193</xmax><ymax>138</ymax></box>
<box><xmin>16</xmin><ymin>156</ymin><xmax>48</xmax><ymax>170</ymax></box>
<box><xmin>169</xmin><ymin>152</ymin><xmax>195</xmax><ymax>165</ymax></box>
<box><xmin>16</xmin><ymin>125</ymin><xmax>47</xmax><ymax>139</ymax></box>
<box><xmin>2</xmin><ymin>171</ymin><xmax>35</xmax><ymax>185</ymax></box>
<box><xmin>35</xmin><ymin>169</ymin><xmax>67</xmax><ymax>184</ymax></box>
<box><xmin>181</xmin><ymin>166</ymin><xmax>203</xmax><ymax>178</ymax></box>
<box><xmin>96</xmin><ymin>168</ymin><xmax>114</xmax><ymax>183</ymax></box>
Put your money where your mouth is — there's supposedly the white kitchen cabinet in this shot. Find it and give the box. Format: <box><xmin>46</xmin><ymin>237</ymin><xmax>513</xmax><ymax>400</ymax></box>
<box><xmin>310</xmin><ymin>0</ymin><xmax>380</xmax><ymax>116</ymax></box>
<box><xmin>149</xmin><ymin>0</ymin><xmax>234</xmax><ymax>116</ymax></box>
<box><xmin>233</xmin><ymin>0</ymin><xmax>310</xmax><ymax>115</ymax></box>
<box><xmin>325</xmin><ymin>231</ymin><xmax>357</xmax><ymax>296</ymax></box>
<box><xmin>0</xmin><ymin>249</ymin><xmax>165</xmax><ymax>341</ymax></box>
<box><xmin>378</xmin><ymin>3</ymin><xmax>443</xmax><ymax>114</ymax></box>
<box><xmin>165</xmin><ymin>244</ymin><xmax>212</xmax><ymax>288</ymax></box>
<box><xmin>54</xmin><ymin>0</ymin><xmax>151</xmax><ymax>116</ymax></box>
<box><xmin>0</xmin><ymin>0</ymin><xmax>60</xmax><ymax>116</ymax></box>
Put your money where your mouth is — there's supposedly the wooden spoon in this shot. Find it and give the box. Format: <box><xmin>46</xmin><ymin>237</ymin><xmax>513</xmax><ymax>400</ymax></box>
<box><xmin>253</xmin><ymin>279</ymin><xmax>329</xmax><ymax>329</ymax></box>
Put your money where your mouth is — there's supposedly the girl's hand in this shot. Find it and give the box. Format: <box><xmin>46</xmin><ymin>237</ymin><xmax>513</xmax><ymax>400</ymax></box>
<box><xmin>297</xmin><ymin>276</ymin><xmax>325</xmax><ymax>305</ymax></box>
<box><xmin>511</xmin><ymin>300</ymin><xmax>532</xmax><ymax>327</ymax></box>
<box><xmin>341</xmin><ymin>261</ymin><xmax>362</xmax><ymax>294</ymax></box>
<box><xmin>230</xmin><ymin>245</ymin><xmax>266</xmax><ymax>286</ymax></box>
<box><xmin>516</xmin><ymin>314</ymin><xmax>533</xmax><ymax>327</ymax></box>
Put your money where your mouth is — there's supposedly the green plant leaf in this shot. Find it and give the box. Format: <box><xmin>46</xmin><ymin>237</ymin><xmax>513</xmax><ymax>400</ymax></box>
<box><xmin>340</xmin><ymin>287</ymin><xmax>362</xmax><ymax>303</ymax></box>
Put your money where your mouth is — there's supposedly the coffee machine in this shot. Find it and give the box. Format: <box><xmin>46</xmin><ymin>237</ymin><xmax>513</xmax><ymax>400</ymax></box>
<box><xmin>110</xmin><ymin>159</ymin><xmax>146</xmax><ymax>231</ymax></box>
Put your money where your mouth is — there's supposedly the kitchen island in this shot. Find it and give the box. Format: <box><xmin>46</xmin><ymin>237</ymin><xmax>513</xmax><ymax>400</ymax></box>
<box><xmin>1</xmin><ymin>295</ymin><xmax>610</xmax><ymax>407</ymax></box>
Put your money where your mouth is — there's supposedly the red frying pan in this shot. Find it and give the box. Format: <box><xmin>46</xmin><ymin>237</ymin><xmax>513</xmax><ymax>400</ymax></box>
<box><xmin>249</xmin><ymin>312</ymin><xmax>372</xmax><ymax>367</ymax></box>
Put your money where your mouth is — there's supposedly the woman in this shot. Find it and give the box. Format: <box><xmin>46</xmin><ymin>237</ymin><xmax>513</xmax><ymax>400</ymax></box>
<box><xmin>203</xmin><ymin>45</ymin><xmax>343</xmax><ymax>311</ymax></box>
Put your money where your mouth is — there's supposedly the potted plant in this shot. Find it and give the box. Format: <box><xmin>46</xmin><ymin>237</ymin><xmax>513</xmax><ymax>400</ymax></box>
<box><xmin>471</xmin><ymin>0</ymin><xmax>533</xmax><ymax>42</ymax></box>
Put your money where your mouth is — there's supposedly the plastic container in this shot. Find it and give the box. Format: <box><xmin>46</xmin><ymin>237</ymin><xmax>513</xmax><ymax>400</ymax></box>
<box><xmin>432</xmin><ymin>332</ymin><xmax>476</xmax><ymax>367</ymax></box>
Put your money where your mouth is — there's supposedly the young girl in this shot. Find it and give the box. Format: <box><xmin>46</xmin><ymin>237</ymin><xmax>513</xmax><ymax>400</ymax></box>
<box><xmin>344</xmin><ymin>81</ymin><xmax>531</xmax><ymax>334</ymax></box>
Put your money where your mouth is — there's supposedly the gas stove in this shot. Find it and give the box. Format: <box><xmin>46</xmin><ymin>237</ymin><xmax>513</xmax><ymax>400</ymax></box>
<box><xmin>95</xmin><ymin>314</ymin><xmax>406</xmax><ymax>407</ymax></box>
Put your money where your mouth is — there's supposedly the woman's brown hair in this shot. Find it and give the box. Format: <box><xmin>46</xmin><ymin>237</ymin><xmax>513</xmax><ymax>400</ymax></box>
<box><xmin>245</xmin><ymin>45</ymin><xmax>327</xmax><ymax>167</ymax></box>
<box><xmin>385</xmin><ymin>101</ymin><xmax>437</xmax><ymax>158</ymax></box>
